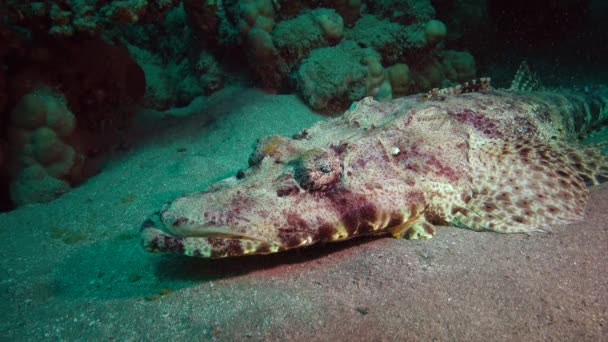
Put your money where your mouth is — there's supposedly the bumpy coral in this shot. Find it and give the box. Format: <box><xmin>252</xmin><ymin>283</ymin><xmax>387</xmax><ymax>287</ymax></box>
<box><xmin>6</xmin><ymin>38</ymin><xmax>145</xmax><ymax>132</ymax></box>
<box><xmin>295</xmin><ymin>36</ymin><xmax>476</xmax><ymax>112</ymax></box>
<box><xmin>409</xmin><ymin>50</ymin><xmax>476</xmax><ymax>92</ymax></box>
<box><xmin>345</xmin><ymin>14</ymin><xmax>425</xmax><ymax>65</ymax></box>
<box><xmin>264</xmin><ymin>8</ymin><xmax>344</xmax><ymax>87</ymax></box>
<box><xmin>440</xmin><ymin>50</ymin><xmax>476</xmax><ymax>83</ymax></box>
<box><xmin>295</xmin><ymin>40</ymin><xmax>382</xmax><ymax>113</ymax></box>
<box><xmin>387</xmin><ymin>64</ymin><xmax>412</xmax><ymax>97</ymax></box>
<box><xmin>424</xmin><ymin>19</ymin><xmax>447</xmax><ymax>46</ymax></box>
<box><xmin>7</xmin><ymin>88</ymin><xmax>84</xmax><ymax>206</ymax></box>
<box><xmin>0</xmin><ymin>35</ymin><xmax>146</xmax><ymax>207</ymax></box>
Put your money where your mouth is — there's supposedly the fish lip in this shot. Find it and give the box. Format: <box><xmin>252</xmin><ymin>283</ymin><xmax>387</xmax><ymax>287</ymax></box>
<box><xmin>154</xmin><ymin>198</ymin><xmax>271</xmax><ymax>242</ymax></box>
<box><xmin>140</xmin><ymin>211</ymin><xmax>265</xmax><ymax>242</ymax></box>
<box><xmin>140</xmin><ymin>211</ymin><xmax>277</xmax><ymax>257</ymax></box>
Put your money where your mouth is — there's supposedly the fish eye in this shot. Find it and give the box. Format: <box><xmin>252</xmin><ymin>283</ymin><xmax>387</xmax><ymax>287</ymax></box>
<box><xmin>295</xmin><ymin>148</ymin><xmax>343</xmax><ymax>192</ymax></box>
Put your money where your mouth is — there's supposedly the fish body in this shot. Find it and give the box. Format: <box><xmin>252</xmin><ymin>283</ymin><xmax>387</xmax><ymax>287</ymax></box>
<box><xmin>141</xmin><ymin>82</ymin><xmax>608</xmax><ymax>258</ymax></box>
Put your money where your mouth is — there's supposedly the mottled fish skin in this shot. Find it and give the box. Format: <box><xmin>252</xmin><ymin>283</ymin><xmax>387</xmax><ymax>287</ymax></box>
<box><xmin>141</xmin><ymin>84</ymin><xmax>608</xmax><ymax>258</ymax></box>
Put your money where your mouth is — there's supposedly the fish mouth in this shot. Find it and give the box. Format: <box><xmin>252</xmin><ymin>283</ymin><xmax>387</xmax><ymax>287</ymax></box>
<box><xmin>140</xmin><ymin>212</ymin><xmax>281</xmax><ymax>258</ymax></box>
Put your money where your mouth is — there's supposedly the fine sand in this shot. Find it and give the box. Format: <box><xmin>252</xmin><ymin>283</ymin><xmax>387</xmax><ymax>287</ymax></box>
<box><xmin>1</xmin><ymin>87</ymin><xmax>606</xmax><ymax>341</ymax></box>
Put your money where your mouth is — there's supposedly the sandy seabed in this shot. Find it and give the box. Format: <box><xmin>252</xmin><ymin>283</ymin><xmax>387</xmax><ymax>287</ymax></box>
<box><xmin>1</xmin><ymin>87</ymin><xmax>606</xmax><ymax>341</ymax></box>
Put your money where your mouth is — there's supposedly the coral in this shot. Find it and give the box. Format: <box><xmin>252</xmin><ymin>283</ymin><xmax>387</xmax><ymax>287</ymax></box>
<box><xmin>328</xmin><ymin>0</ymin><xmax>362</xmax><ymax>26</ymax></box>
<box><xmin>247</xmin><ymin>27</ymin><xmax>276</xmax><ymax>60</ymax></box>
<box><xmin>6</xmin><ymin>88</ymin><xmax>84</xmax><ymax>206</ymax></box>
<box><xmin>194</xmin><ymin>53</ymin><xmax>225</xmax><ymax>94</ymax></box>
<box><xmin>4</xmin><ymin>0</ymin><xmax>180</xmax><ymax>38</ymax></box>
<box><xmin>440</xmin><ymin>50</ymin><xmax>476</xmax><ymax>83</ymax></box>
<box><xmin>273</xmin><ymin>11</ymin><xmax>326</xmax><ymax>60</ymax></box>
<box><xmin>409</xmin><ymin>50</ymin><xmax>477</xmax><ymax>93</ymax></box>
<box><xmin>269</xmin><ymin>9</ymin><xmax>345</xmax><ymax>86</ymax></box>
<box><xmin>227</xmin><ymin>7</ymin><xmax>349</xmax><ymax>89</ymax></box>
<box><xmin>237</xmin><ymin>0</ymin><xmax>275</xmax><ymax>37</ymax></box>
<box><xmin>121</xmin><ymin>3</ymin><xmax>191</xmax><ymax>60</ymax></box>
<box><xmin>246</xmin><ymin>27</ymin><xmax>282</xmax><ymax>86</ymax></box>
<box><xmin>347</xmin><ymin>14</ymin><xmax>429</xmax><ymax>64</ymax></box>
<box><xmin>313</xmin><ymin>8</ymin><xmax>345</xmax><ymax>40</ymax></box>
<box><xmin>410</xmin><ymin>58</ymin><xmax>445</xmax><ymax>92</ymax></box>
<box><xmin>127</xmin><ymin>41</ymin><xmax>213</xmax><ymax>109</ymax></box>
<box><xmin>294</xmin><ymin>40</ymin><xmax>383</xmax><ymax>113</ymax></box>
<box><xmin>121</xmin><ymin>4</ymin><xmax>225</xmax><ymax>109</ymax></box>
<box><xmin>367</xmin><ymin>0</ymin><xmax>435</xmax><ymax>25</ymax></box>
<box><xmin>365</xmin><ymin>55</ymin><xmax>392</xmax><ymax>101</ymax></box>
<box><xmin>183</xmin><ymin>0</ymin><xmax>239</xmax><ymax>52</ymax></box>
<box><xmin>345</xmin><ymin>15</ymin><xmax>420</xmax><ymax>65</ymax></box>
<box><xmin>272</xmin><ymin>0</ymin><xmax>361</xmax><ymax>26</ymax></box>
<box><xmin>1</xmin><ymin>35</ymin><xmax>146</xmax><ymax>207</ymax></box>
<box><xmin>6</xmin><ymin>38</ymin><xmax>145</xmax><ymax>132</ymax></box>
<box><xmin>179</xmin><ymin>0</ymin><xmax>478</xmax><ymax>111</ymax></box>
<box><xmin>424</xmin><ymin>19</ymin><xmax>447</xmax><ymax>46</ymax></box>
<box><xmin>387</xmin><ymin>64</ymin><xmax>412</xmax><ymax>97</ymax></box>
<box><xmin>9</xmin><ymin>165</ymin><xmax>72</xmax><ymax>206</ymax></box>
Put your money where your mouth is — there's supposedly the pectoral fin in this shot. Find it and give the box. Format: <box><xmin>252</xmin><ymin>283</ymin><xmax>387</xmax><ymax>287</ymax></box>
<box><xmin>451</xmin><ymin>140</ymin><xmax>598</xmax><ymax>234</ymax></box>
<box><xmin>388</xmin><ymin>213</ymin><xmax>436</xmax><ymax>240</ymax></box>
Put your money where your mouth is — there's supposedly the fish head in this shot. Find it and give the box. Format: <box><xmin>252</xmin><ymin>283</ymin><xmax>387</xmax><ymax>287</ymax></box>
<box><xmin>141</xmin><ymin>129</ymin><xmax>431</xmax><ymax>258</ymax></box>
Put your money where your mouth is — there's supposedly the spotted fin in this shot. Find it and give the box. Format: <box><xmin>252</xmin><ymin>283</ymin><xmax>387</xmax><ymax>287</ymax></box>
<box><xmin>559</xmin><ymin>143</ymin><xmax>608</xmax><ymax>186</ymax></box>
<box><xmin>451</xmin><ymin>140</ymin><xmax>600</xmax><ymax>234</ymax></box>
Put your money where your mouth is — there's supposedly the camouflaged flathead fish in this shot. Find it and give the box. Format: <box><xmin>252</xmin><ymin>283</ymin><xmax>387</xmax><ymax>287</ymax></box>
<box><xmin>140</xmin><ymin>77</ymin><xmax>608</xmax><ymax>258</ymax></box>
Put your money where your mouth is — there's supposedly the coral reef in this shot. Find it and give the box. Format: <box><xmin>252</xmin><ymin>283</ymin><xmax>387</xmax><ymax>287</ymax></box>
<box><xmin>0</xmin><ymin>34</ymin><xmax>147</xmax><ymax>206</ymax></box>
<box><xmin>267</xmin><ymin>8</ymin><xmax>345</xmax><ymax>88</ymax></box>
<box><xmin>0</xmin><ymin>1</ymin><xmax>204</xmax><ymax>207</ymax></box>
<box><xmin>183</xmin><ymin>0</ymin><xmax>477</xmax><ymax>112</ymax></box>
<box><xmin>4</xmin><ymin>0</ymin><xmax>180</xmax><ymax>37</ymax></box>
<box><xmin>122</xmin><ymin>4</ymin><xmax>224</xmax><ymax>109</ymax></box>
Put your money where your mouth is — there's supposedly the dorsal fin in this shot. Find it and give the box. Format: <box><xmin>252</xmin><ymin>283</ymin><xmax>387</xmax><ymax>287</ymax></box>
<box><xmin>509</xmin><ymin>61</ymin><xmax>543</xmax><ymax>91</ymax></box>
<box><xmin>422</xmin><ymin>78</ymin><xmax>492</xmax><ymax>101</ymax></box>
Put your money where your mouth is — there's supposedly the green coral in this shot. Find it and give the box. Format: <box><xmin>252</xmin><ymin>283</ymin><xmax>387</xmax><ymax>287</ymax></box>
<box><xmin>294</xmin><ymin>40</ymin><xmax>380</xmax><ymax>113</ymax></box>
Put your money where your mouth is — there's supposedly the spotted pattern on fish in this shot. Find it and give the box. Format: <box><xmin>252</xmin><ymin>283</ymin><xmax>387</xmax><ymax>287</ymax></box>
<box><xmin>141</xmin><ymin>83</ymin><xmax>608</xmax><ymax>258</ymax></box>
